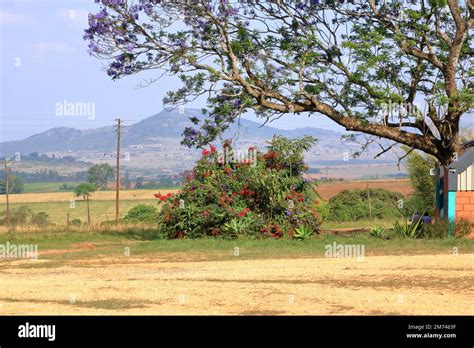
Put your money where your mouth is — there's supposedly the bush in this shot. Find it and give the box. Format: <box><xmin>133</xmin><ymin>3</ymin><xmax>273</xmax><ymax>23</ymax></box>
<box><xmin>420</xmin><ymin>218</ymin><xmax>472</xmax><ymax>239</ymax></box>
<box><xmin>453</xmin><ymin>219</ymin><xmax>473</xmax><ymax>239</ymax></box>
<box><xmin>31</xmin><ymin>212</ymin><xmax>50</xmax><ymax>227</ymax></box>
<box><xmin>0</xmin><ymin>207</ymin><xmax>50</xmax><ymax>228</ymax></box>
<box><xmin>422</xmin><ymin>220</ymin><xmax>449</xmax><ymax>239</ymax></box>
<box><xmin>156</xmin><ymin>136</ymin><xmax>321</xmax><ymax>239</ymax></box>
<box><xmin>327</xmin><ymin>189</ymin><xmax>404</xmax><ymax>221</ymax></box>
<box><xmin>124</xmin><ymin>204</ymin><xmax>160</xmax><ymax>223</ymax></box>
<box><xmin>70</xmin><ymin>218</ymin><xmax>82</xmax><ymax>226</ymax></box>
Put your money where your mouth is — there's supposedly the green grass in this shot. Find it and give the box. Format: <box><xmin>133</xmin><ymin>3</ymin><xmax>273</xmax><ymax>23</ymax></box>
<box><xmin>23</xmin><ymin>182</ymin><xmax>80</xmax><ymax>193</ymax></box>
<box><xmin>321</xmin><ymin>219</ymin><xmax>398</xmax><ymax>230</ymax></box>
<box><xmin>0</xmin><ymin>199</ymin><xmax>158</xmax><ymax>225</ymax></box>
<box><xmin>1</xmin><ymin>230</ymin><xmax>472</xmax><ymax>265</ymax></box>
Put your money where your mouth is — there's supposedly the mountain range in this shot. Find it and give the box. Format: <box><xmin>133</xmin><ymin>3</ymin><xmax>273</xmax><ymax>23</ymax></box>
<box><xmin>0</xmin><ymin>108</ymin><xmax>343</xmax><ymax>155</ymax></box>
<box><xmin>0</xmin><ymin>108</ymin><xmax>410</xmax><ymax>178</ymax></box>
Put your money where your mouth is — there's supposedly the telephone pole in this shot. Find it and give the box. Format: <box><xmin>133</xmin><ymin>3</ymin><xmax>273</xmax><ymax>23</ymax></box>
<box><xmin>366</xmin><ymin>183</ymin><xmax>373</xmax><ymax>221</ymax></box>
<box><xmin>115</xmin><ymin>118</ymin><xmax>121</xmax><ymax>225</ymax></box>
<box><xmin>3</xmin><ymin>159</ymin><xmax>10</xmax><ymax>229</ymax></box>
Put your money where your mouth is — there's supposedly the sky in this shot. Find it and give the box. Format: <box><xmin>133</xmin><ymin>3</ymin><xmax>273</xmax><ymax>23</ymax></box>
<box><xmin>0</xmin><ymin>0</ymin><xmax>345</xmax><ymax>143</ymax></box>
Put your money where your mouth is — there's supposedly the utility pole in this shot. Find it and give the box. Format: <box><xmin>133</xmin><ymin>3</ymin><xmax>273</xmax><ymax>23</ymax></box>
<box><xmin>3</xmin><ymin>159</ymin><xmax>10</xmax><ymax>229</ymax></box>
<box><xmin>115</xmin><ymin>118</ymin><xmax>121</xmax><ymax>225</ymax></box>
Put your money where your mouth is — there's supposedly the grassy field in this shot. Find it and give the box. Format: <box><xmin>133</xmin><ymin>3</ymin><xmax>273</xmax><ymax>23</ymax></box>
<box><xmin>0</xmin><ymin>189</ymin><xmax>176</xmax><ymax>225</ymax></box>
<box><xmin>0</xmin><ymin>199</ymin><xmax>158</xmax><ymax>225</ymax></box>
<box><xmin>24</xmin><ymin>182</ymin><xmax>80</xmax><ymax>193</ymax></box>
<box><xmin>1</xmin><ymin>230</ymin><xmax>473</xmax><ymax>262</ymax></box>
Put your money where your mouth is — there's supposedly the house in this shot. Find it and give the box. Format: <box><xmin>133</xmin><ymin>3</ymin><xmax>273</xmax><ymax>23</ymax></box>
<box><xmin>435</xmin><ymin>144</ymin><xmax>474</xmax><ymax>237</ymax></box>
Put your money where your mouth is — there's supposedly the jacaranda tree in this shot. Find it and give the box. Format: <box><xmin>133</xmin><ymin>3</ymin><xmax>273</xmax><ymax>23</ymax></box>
<box><xmin>84</xmin><ymin>0</ymin><xmax>473</xmax><ymax>165</ymax></box>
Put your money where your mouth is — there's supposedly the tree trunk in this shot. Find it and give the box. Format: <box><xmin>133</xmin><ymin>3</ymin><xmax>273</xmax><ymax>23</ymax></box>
<box><xmin>87</xmin><ymin>196</ymin><xmax>91</xmax><ymax>226</ymax></box>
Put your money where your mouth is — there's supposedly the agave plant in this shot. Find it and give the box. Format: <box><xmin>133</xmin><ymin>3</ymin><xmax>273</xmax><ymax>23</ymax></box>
<box><xmin>393</xmin><ymin>218</ymin><xmax>423</xmax><ymax>239</ymax></box>
<box><xmin>369</xmin><ymin>226</ymin><xmax>385</xmax><ymax>239</ymax></box>
<box><xmin>293</xmin><ymin>225</ymin><xmax>314</xmax><ymax>241</ymax></box>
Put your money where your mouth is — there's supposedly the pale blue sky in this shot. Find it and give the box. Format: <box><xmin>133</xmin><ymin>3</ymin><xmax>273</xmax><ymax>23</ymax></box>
<box><xmin>0</xmin><ymin>0</ymin><xmax>345</xmax><ymax>143</ymax></box>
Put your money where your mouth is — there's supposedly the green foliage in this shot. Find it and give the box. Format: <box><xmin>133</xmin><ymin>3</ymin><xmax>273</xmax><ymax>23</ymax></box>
<box><xmin>327</xmin><ymin>188</ymin><xmax>404</xmax><ymax>221</ymax></box>
<box><xmin>0</xmin><ymin>175</ymin><xmax>24</xmax><ymax>194</ymax></box>
<box><xmin>293</xmin><ymin>225</ymin><xmax>314</xmax><ymax>241</ymax></box>
<box><xmin>404</xmin><ymin>149</ymin><xmax>435</xmax><ymax>215</ymax></box>
<box><xmin>31</xmin><ymin>211</ymin><xmax>50</xmax><ymax>227</ymax></box>
<box><xmin>124</xmin><ymin>204</ymin><xmax>159</xmax><ymax>223</ymax></box>
<box><xmin>8</xmin><ymin>206</ymin><xmax>33</xmax><ymax>227</ymax></box>
<box><xmin>74</xmin><ymin>183</ymin><xmax>97</xmax><ymax>200</ymax></box>
<box><xmin>0</xmin><ymin>206</ymin><xmax>50</xmax><ymax>228</ymax></box>
<box><xmin>421</xmin><ymin>220</ymin><xmax>449</xmax><ymax>239</ymax></box>
<box><xmin>369</xmin><ymin>226</ymin><xmax>385</xmax><ymax>239</ymax></box>
<box><xmin>87</xmin><ymin>164</ymin><xmax>115</xmax><ymax>190</ymax></box>
<box><xmin>314</xmin><ymin>199</ymin><xmax>330</xmax><ymax>222</ymax></box>
<box><xmin>393</xmin><ymin>219</ymin><xmax>423</xmax><ymax>239</ymax></box>
<box><xmin>157</xmin><ymin>137</ymin><xmax>321</xmax><ymax>239</ymax></box>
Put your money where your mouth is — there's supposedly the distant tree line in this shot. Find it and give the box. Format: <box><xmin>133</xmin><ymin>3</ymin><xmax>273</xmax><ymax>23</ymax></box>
<box><xmin>0</xmin><ymin>175</ymin><xmax>24</xmax><ymax>194</ymax></box>
<box><xmin>19</xmin><ymin>152</ymin><xmax>88</xmax><ymax>164</ymax></box>
<box><xmin>0</xmin><ymin>169</ymin><xmax>88</xmax><ymax>183</ymax></box>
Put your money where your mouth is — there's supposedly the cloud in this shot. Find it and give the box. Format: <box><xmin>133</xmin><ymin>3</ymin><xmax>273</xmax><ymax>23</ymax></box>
<box><xmin>0</xmin><ymin>10</ymin><xmax>31</xmax><ymax>25</ymax></box>
<box><xmin>31</xmin><ymin>42</ymin><xmax>76</xmax><ymax>54</ymax></box>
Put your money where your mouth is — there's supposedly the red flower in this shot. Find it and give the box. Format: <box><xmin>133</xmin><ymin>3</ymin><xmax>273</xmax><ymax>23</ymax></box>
<box><xmin>154</xmin><ymin>192</ymin><xmax>174</xmax><ymax>202</ymax></box>
<box><xmin>225</xmin><ymin>167</ymin><xmax>232</xmax><ymax>175</ymax></box>
<box><xmin>202</xmin><ymin>149</ymin><xmax>211</xmax><ymax>156</ymax></box>
<box><xmin>237</xmin><ymin>207</ymin><xmax>250</xmax><ymax>217</ymax></box>
<box><xmin>210</xmin><ymin>144</ymin><xmax>217</xmax><ymax>153</ymax></box>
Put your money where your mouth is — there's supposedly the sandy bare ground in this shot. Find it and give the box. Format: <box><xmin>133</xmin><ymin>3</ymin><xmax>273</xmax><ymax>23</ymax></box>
<box><xmin>0</xmin><ymin>253</ymin><xmax>472</xmax><ymax>315</ymax></box>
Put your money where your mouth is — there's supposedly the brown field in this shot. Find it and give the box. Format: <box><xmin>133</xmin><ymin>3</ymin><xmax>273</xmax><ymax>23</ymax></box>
<box><xmin>2</xmin><ymin>180</ymin><xmax>410</xmax><ymax>204</ymax></box>
<box><xmin>2</xmin><ymin>189</ymin><xmax>178</xmax><ymax>204</ymax></box>
<box><xmin>0</xmin><ymin>252</ymin><xmax>472</xmax><ymax>315</ymax></box>
<box><xmin>315</xmin><ymin>179</ymin><xmax>412</xmax><ymax>200</ymax></box>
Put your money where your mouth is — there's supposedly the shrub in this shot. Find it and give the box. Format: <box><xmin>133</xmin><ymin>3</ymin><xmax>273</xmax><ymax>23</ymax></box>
<box><xmin>454</xmin><ymin>219</ymin><xmax>473</xmax><ymax>239</ymax></box>
<box><xmin>393</xmin><ymin>219</ymin><xmax>423</xmax><ymax>238</ymax></box>
<box><xmin>31</xmin><ymin>212</ymin><xmax>50</xmax><ymax>227</ymax></box>
<box><xmin>327</xmin><ymin>189</ymin><xmax>404</xmax><ymax>221</ymax></box>
<box><xmin>421</xmin><ymin>220</ymin><xmax>449</xmax><ymax>239</ymax></box>
<box><xmin>156</xmin><ymin>136</ymin><xmax>321</xmax><ymax>239</ymax></box>
<box><xmin>418</xmin><ymin>218</ymin><xmax>472</xmax><ymax>239</ymax></box>
<box><xmin>70</xmin><ymin>218</ymin><xmax>82</xmax><ymax>226</ymax></box>
<box><xmin>124</xmin><ymin>204</ymin><xmax>160</xmax><ymax>223</ymax></box>
<box><xmin>369</xmin><ymin>226</ymin><xmax>385</xmax><ymax>239</ymax></box>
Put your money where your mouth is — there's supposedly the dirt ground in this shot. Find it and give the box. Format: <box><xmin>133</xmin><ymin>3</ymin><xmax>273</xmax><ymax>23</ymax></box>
<box><xmin>0</xmin><ymin>253</ymin><xmax>472</xmax><ymax>315</ymax></box>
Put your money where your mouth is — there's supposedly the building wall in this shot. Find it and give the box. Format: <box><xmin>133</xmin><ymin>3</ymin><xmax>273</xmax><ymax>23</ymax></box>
<box><xmin>457</xmin><ymin>164</ymin><xmax>473</xmax><ymax>191</ymax></box>
<box><xmin>455</xmin><ymin>191</ymin><xmax>474</xmax><ymax>238</ymax></box>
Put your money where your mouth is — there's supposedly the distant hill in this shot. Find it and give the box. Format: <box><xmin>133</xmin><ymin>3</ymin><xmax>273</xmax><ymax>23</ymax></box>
<box><xmin>0</xmin><ymin>108</ymin><xmax>341</xmax><ymax>156</ymax></box>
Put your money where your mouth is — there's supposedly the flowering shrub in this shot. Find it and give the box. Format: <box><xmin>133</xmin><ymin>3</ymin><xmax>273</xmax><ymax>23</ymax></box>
<box><xmin>156</xmin><ymin>136</ymin><xmax>321</xmax><ymax>239</ymax></box>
